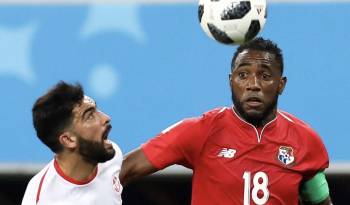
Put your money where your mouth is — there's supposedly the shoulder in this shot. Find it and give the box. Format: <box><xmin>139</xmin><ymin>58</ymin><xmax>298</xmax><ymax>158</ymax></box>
<box><xmin>27</xmin><ymin>161</ymin><xmax>53</xmax><ymax>187</ymax></box>
<box><xmin>278</xmin><ymin>110</ymin><xmax>328</xmax><ymax>155</ymax></box>
<box><xmin>159</xmin><ymin>107</ymin><xmax>229</xmax><ymax>134</ymax></box>
<box><xmin>194</xmin><ymin>107</ymin><xmax>231</xmax><ymax>125</ymax></box>
<box><xmin>202</xmin><ymin>106</ymin><xmax>234</xmax><ymax>128</ymax></box>
<box><xmin>278</xmin><ymin>110</ymin><xmax>329</xmax><ymax>171</ymax></box>
<box><xmin>278</xmin><ymin>110</ymin><xmax>320</xmax><ymax>139</ymax></box>
<box><xmin>22</xmin><ymin>161</ymin><xmax>54</xmax><ymax>204</ymax></box>
<box><xmin>202</xmin><ymin>107</ymin><xmax>230</xmax><ymax>118</ymax></box>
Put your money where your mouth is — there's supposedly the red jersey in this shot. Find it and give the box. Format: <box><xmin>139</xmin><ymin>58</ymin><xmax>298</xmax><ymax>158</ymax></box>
<box><xmin>142</xmin><ymin>107</ymin><xmax>329</xmax><ymax>205</ymax></box>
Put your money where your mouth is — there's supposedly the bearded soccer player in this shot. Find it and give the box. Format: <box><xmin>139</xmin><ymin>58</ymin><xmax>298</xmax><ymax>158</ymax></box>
<box><xmin>22</xmin><ymin>81</ymin><xmax>123</xmax><ymax>205</ymax></box>
<box><xmin>120</xmin><ymin>38</ymin><xmax>332</xmax><ymax>205</ymax></box>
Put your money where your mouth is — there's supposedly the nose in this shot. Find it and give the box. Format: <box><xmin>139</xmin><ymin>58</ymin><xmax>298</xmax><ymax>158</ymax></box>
<box><xmin>246</xmin><ymin>75</ymin><xmax>261</xmax><ymax>91</ymax></box>
<box><xmin>98</xmin><ymin>110</ymin><xmax>111</xmax><ymax>124</ymax></box>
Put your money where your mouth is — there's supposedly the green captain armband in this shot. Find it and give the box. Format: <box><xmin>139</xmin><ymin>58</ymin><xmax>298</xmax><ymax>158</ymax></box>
<box><xmin>300</xmin><ymin>172</ymin><xmax>330</xmax><ymax>204</ymax></box>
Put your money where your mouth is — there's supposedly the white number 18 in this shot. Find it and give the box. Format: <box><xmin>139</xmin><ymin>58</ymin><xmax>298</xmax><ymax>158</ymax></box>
<box><xmin>243</xmin><ymin>171</ymin><xmax>269</xmax><ymax>205</ymax></box>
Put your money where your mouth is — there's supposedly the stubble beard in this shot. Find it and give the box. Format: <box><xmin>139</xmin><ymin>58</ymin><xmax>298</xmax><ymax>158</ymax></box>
<box><xmin>231</xmin><ymin>92</ymin><xmax>278</xmax><ymax>127</ymax></box>
<box><xmin>78</xmin><ymin>136</ymin><xmax>115</xmax><ymax>164</ymax></box>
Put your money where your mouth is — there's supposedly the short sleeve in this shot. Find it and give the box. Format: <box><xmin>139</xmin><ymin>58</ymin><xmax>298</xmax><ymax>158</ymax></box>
<box><xmin>21</xmin><ymin>182</ymin><xmax>36</xmax><ymax>205</ymax></box>
<box><xmin>142</xmin><ymin>114</ymin><xmax>213</xmax><ymax>170</ymax></box>
<box><xmin>300</xmin><ymin>129</ymin><xmax>329</xmax><ymax>180</ymax></box>
<box><xmin>21</xmin><ymin>175</ymin><xmax>41</xmax><ymax>205</ymax></box>
<box><xmin>278</xmin><ymin>111</ymin><xmax>330</xmax><ymax>180</ymax></box>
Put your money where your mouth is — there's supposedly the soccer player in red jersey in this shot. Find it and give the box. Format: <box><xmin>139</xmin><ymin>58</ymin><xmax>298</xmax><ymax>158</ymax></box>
<box><xmin>120</xmin><ymin>38</ymin><xmax>332</xmax><ymax>205</ymax></box>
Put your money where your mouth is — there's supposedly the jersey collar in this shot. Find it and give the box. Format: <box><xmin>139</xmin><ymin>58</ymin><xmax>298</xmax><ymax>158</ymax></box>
<box><xmin>54</xmin><ymin>159</ymin><xmax>98</xmax><ymax>185</ymax></box>
<box><xmin>230</xmin><ymin>106</ymin><xmax>278</xmax><ymax>142</ymax></box>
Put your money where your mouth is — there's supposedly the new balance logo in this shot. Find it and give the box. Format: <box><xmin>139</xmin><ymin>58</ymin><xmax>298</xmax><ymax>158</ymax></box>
<box><xmin>218</xmin><ymin>148</ymin><xmax>236</xmax><ymax>158</ymax></box>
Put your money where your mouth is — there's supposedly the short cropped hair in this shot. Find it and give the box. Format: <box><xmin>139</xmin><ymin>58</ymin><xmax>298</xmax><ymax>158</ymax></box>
<box><xmin>231</xmin><ymin>37</ymin><xmax>284</xmax><ymax>74</ymax></box>
<box><xmin>32</xmin><ymin>81</ymin><xmax>84</xmax><ymax>153</ymax></box>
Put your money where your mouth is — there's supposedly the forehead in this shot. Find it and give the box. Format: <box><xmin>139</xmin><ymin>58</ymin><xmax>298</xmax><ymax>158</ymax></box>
<box><xmin>82</xmin><ymin>95</ymin><xmax>96</xmax><ymax>106</ymax></box>
<box><xmin>234</xmin><ymin>49</ymin><xmax>278</xmax><ymax>68</ymax></box>
<box><xmin>73</xmin><ymin>95</ymin><xmax>96</xmax><ymax>114</ymax></box>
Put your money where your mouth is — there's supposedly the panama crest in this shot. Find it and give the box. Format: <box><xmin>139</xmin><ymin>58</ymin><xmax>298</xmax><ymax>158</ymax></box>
<box><xmin>277</xmin><ymin>146</ymin><xmax>295</xmax><ymax>166</ymax></box>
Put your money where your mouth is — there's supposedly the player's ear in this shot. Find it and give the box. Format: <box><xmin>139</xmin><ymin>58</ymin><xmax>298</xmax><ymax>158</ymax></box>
<box><xmin>58</xmin><ymin>131</ymin><xmax>77</xmax><ymax>149</ymax></box>
<box><xmin>278</xmin><ymin>76</ymin><xmax>287</xmax><ymax>95</ymax></box>
<box><xmin>229</xmin><ymin>73</ymin><xmax>233</xmax><ymax>89</ymax></box>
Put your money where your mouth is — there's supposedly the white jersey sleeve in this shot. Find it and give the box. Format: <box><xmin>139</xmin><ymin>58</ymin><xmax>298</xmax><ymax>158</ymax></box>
<box><xmin>22</xmin><ymin>179</ymin><xmax>37</xmax><ymax>205</ymax></box>
<box><xmin>21</xmin><ymin>163</ymin><xmax>51</xmax><ymax>205</ymax></box>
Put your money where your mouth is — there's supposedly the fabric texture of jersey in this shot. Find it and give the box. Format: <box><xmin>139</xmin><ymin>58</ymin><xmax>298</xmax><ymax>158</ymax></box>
<box><xmin>21</xmin><ymin>142</ymin><xmax>123</xmax><ymax>205</ymax></box>
<box><xmin>142</xmin><ymin>107</ymin><xmax>329</xmax><ymax>205</ymax></box>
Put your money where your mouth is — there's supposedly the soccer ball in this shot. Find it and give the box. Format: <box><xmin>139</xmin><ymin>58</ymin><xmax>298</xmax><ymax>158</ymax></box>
<box><xmin>198</xmin><ymin>0</ymin><xmax>267</xmax><ymax>45</ymax></box>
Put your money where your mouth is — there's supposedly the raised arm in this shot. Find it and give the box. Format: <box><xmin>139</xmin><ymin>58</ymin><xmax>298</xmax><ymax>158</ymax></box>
<box><xmin>119</xmin><ymin>148</ymin><xmax>158</xmax><ymax>185</ymax></box>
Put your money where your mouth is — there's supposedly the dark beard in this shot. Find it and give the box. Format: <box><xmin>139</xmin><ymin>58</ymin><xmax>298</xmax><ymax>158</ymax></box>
<box><xmin>231</xmin><ymin>92</ymin><xmax>278</xmax><ymax>127</ymax></box>
<box><xmin>78</xmin><ymin>137</ymin><xmax>115</xmax><ymax>163</ymax></box>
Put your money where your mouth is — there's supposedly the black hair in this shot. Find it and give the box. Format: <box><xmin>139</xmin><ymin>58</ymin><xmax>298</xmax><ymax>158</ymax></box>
<box><xmin>32</xmin><ymin>81</ymin><xmax>84</xmax><ymax>153</ymax></box>
<box><xmin>231</xmin><ymin>37</ymin><xmax>284</xmax><ymax>74</ymax></box>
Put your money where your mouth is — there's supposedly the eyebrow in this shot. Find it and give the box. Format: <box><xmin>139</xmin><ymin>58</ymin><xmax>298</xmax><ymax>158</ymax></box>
<box><xmin>260</xmin><ymin>63</ymin><xmax>272</xmax><ymax>70</ymax></box>
<box><xmin>82</xmin><ymin>106</ymin><xmax>96</xmax><ymax>119</ymax></box>
<box><xmin>236</xmin><ymin>62</ymin><xmax>251</xmax><ymax>68</ymax></box>
<box><xmin>236</xmin><ymin>62</ymin><xmax>272</xmax><ymax>71</ymax></box>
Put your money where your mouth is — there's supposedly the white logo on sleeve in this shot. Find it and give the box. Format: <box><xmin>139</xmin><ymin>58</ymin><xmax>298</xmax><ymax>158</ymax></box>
<box><xmin>218</xmin><ymin>148</ymin><xmax>237</xmax><ymax>158</ymax></box>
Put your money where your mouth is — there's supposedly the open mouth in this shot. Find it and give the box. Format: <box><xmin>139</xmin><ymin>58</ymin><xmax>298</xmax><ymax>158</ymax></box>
<box><xmin>246</xmin><ymin>97</ymin><xmax>262</xmax><ymax>102</ymax></box>
<box><xmin>245</xmin><ymin>97</ymin><xmax>263</xmax><ymax>107</ymax></box>
<box><xmin>102</xmin><ymin>125</ymin><xmax>112</xmax><ymax>140</ymax></box>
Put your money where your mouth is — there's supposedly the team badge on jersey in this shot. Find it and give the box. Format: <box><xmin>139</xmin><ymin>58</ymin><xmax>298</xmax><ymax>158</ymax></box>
<box><xmin>218</xmin><ymin>148</ymin><xmax>236</xmax><ymax>158</ymax></box>
<box><xmin>112</xmin><ymin>171</ymin><xmax>122</xmax><ymax>193</ymax></box>
<box><xmin>277</xmin><ymin>146</ymin><xmax>295</xmax><ymax>166</ymax></box>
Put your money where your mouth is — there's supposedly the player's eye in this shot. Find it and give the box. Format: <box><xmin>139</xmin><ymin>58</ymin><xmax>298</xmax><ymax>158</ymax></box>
<box><xmin>238</xmin><ymin>72</ymin><xmax>248</xmax><ymax>79</ymax></box>
<box><xmin>83</xmin><ymin>110</ymin><xmax>95</xmax><ymax>121</ymax></box>
<box><xmin>262</xmin><ymin>73</ymin><xmax>272</xmax><ymax>80</ymax></box>
<box><xmin>87</xmin><ymin>112</ymin><xmax>95</xmax><ymax>120</ymax></box>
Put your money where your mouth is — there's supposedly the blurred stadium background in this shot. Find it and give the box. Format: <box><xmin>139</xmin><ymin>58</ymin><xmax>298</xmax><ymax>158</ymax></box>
<box><xmin>0</xmin><ymin>0</ymin><xmax>349</xmax><ymax>204</ymax></box>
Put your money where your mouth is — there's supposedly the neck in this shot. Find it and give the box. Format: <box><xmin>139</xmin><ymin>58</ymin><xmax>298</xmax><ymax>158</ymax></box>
<box><xmin>55</xmin><ymin>152</ymin><xmax>97</xmax><ymax>182</ymax></box>
<box><xmin>233</xmin><ymin>106</ymin><xmax>277</xmax><ymax>128</ymax></box>
<box><xmin>256</xmin><ymin>112</ymin><xmax>276</xmax><ymax>127</ymax></box>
